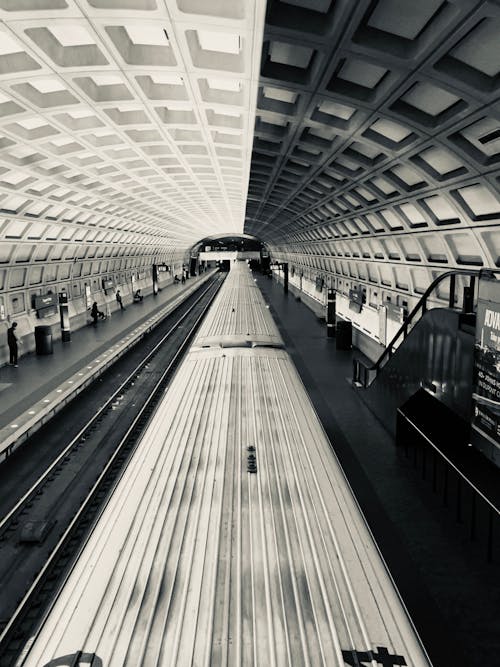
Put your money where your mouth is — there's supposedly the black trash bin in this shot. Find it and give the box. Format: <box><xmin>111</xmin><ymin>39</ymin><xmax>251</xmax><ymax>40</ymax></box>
<box><xmin>34</xmin><ymin>325</ymin><xmax>53</xmax><ymax>355</ymax></box>
<box><xmin>336</xmin><ymin>320</ymin><xmax>352</xmax><ymax>350</ymax></box>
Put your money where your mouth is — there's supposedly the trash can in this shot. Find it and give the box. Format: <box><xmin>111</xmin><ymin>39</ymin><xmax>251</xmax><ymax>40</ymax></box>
<box><xmin>335</xmin><ymin>320</ymin><xmax>352</xmax><ymax>350</ymax></box>
<box><xmin>34</xmin><ymin>325</ymin><xmax>53</xmax><ymax>355</ymax></box>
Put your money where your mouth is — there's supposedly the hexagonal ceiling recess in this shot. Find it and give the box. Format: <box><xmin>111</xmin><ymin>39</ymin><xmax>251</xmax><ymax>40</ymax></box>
<box><xmin>0</xmin><ymin>0</ymin><xmax>266</xmax><ymax>255</ymax></box>
<box><xmin>245</xmin><ymin>0</ymin><xmax>500</xmax><ymax>300</ymax></box>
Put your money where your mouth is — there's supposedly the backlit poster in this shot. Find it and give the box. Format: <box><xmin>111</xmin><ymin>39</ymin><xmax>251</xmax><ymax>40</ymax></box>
<box><xmin>471</xmin><ymin>270</ymin><xmax>500</xmax><ymax>466</ymax></box>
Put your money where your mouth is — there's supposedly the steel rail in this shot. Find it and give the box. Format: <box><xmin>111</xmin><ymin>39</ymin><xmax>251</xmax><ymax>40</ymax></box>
<box><xmin>0</xmin><ymin>276</ymin><xmax>223</xmax><ymax>663</ymax></box>
<box><xmin>0</xmin><ymin>276</ymin><xmax>219</xmax><ymax>536</ymax></box>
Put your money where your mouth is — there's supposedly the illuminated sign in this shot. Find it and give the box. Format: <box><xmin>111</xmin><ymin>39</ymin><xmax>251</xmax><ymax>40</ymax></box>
<box><xmin>471</xmin><ymin>270</ymin><xmax>500</xmax><ymax>465</ymax></box>
<box><xmin>386</xmin><ymin>302</ymin><xmax>405</xmax><ymax>324</ymax></box>
<box><xmin>348</xmin><ymin>288</ymin><xmax>362</xmax><ymax>313</ymax></box>
<box><xmin>34</xmin><ymin>294</ymin><xmax>58</xmax><ymax>310</ymax></box>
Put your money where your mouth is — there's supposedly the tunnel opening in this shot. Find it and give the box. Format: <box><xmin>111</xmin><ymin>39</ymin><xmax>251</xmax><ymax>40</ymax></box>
<box><xmin>190</xmin><ymin>234</ymin><xmax>270</xmax><ymax>274</ymax></box>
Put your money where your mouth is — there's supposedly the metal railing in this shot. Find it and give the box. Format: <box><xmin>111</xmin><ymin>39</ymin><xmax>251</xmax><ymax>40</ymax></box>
<box><xmin>353</xmin><ymin>269</ymin><xmax>479</xmax><ymax>388</ymax></box>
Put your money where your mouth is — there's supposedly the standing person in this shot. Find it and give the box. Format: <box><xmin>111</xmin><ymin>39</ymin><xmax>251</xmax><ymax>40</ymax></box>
<box><xmin>7</xmin><ymin>321</ymin><xmax>20</xmax><ymax>367</ymax></box>
<box><xmin>116</xmin><ymin>290</ymin><xmax>125</xmax><ymax>311</ymax></box>
<box><xmin>90</xmin><ymin>301</ymin><xmax>99</xmax><ymax>326</ymax></box>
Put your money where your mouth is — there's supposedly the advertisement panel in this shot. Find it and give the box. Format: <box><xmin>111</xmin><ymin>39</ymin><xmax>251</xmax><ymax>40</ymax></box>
<box><xmin>102</xmin><ymin>278</ymin><xmax>114</xmax><ymax>293</ymax></box>
<box><xmin>386</xmin><ymin>301</ymin><xmax>405</xmax><ymax>324</ymax></box>
<box><xmin>471</xmin><ymin>270</ymin><xmax>500</xmax><ymax>464</ymax></box>
<box><xmin>348</xmin><ymin>288</ymin><xmax>362</xmax><ymax>313</ymax></box>
<box><xmin>35</xmin><ymin>293</ymin><xmax>58</xmax><ymax>318</ymax></box>
<box><xmin>84</xmin><ymin>284</ymin><xmax>92</xmax><ymax>309</ymax></box>
<box><xmin>34</xmin><ymin>293</ymin><xmax>58</xmax><ymax>310</ymax></box>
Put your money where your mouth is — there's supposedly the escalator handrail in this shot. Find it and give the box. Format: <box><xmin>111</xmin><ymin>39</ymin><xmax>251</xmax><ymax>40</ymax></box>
<box><xmin>368</xmin><ymin>268</ymin><xmax>479</xmax><ymax>377</ymax></box>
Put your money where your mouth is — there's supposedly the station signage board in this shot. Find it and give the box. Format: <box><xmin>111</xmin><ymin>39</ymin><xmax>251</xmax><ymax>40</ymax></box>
<box><xmin>386</xmin><ymin>302</ymin><xmax>405</xmax><ymax>324</ymax></box>
<box><xmin>348</xmin><ymin>288</ymin><xmax>363</xmax><ymax>313</ymax></box>
<box><xmin>102</xmin><ymin>278</ymin><xmax>114</xmax><ymax>293</ymax></box>
<box><xmin>35</xmin><ymin>294</ymin><xmax>57</xmax><ymax>309</ymax></box>
<box><xmin>471</xmin><ymin>270</ymin><xmax>500</xmax><ymax>465</ymax></box>
<box><xmin>35</xmin><ymin>293</ymin><xmax>58</xmax><ymax>318</ymax></box>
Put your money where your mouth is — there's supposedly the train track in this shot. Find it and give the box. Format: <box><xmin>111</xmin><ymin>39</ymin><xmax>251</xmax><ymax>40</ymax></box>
<box><xmin>0</xmin><ymin>274</ymin><xmax>224</xmax><ymax>666</ymax></box>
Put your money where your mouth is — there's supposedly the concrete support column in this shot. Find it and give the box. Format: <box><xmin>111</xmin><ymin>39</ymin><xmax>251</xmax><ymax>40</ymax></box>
<box><xmin>283</xmin><ymin>262</ymin><xmax>289</xmax><ymax>294</ymax></box>
<box><xmin>152</xmin><ymin>264</ymin><xmax>158</xmax><ymax>295</ymax></box>
<box><xmin>59</xmin><ymin>292</ymin><xmax>71</xmax><ymax>342</ymax></box>
<box><xmin>326</xmin><ymin>288</ymin><xmax>336</xmax><ymax>338</ymax></box>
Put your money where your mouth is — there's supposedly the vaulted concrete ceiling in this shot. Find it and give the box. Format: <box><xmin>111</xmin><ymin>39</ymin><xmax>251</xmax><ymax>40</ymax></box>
<box><xmin>0</xmin><ymin>0</ymin><xmax>499</xmax><ymax>306</ymax></box>
<box><xmin>245</xmin><ymin>0</ymin><xmax>500</xmax><ymax>299</ymax></box>
<box><xmin>0</xmin><ymin>0</ymin><xmax>266</xmax><ymax>252</ymax></box>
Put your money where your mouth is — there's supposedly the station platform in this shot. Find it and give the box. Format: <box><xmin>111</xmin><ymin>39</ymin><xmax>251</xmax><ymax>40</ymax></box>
<box><xmin>0</xmin><ymin>271</ymin><xmax>215</xmax><ymax>458</ymax></box>
<box><xmin>255</xmin><ymin>273</ymin><xmax>499</xmax><ymax>667</ymax></box>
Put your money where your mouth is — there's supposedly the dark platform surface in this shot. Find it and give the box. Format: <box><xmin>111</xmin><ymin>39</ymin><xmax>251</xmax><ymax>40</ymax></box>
<box><xmin>256</xmin><ymin>273</ymin><xmax>499</xmax><ymax>667</ymax></box>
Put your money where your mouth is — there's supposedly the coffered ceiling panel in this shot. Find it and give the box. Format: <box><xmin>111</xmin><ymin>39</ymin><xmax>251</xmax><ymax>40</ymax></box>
<box><xmin>0</xmin><ymin>0</ymin><xmax>498</xmax><ymax>308</ymax></box>
<box><xmin>0</xmin><ymin>0</ymin><xmax>266</xmax><ymax>251</ymax></box>
<box><xmin>245</xmin><ymin>0</ymin><xmax>500</xmax><ymax>300</ymax></box>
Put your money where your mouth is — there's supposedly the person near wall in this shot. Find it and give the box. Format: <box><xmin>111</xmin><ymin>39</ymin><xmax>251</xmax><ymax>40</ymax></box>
<box><xmin>116</xmin><ymin>290</ymin><xmax>125</xmax><ymax>311</ymax></box>
<box><xmin>133</xmin><ymin>290</ymin><xmax>143</xmax><ymax>302</ymax></box>
<box><xmin>90</xmin><ymin>301</ymin><xmax>105</xmax><ymax>325</ymax></box>
<box><xmin>7</xmin><ymin>321</ymin><xmax>20</xmax><ymax>367</ymax></box>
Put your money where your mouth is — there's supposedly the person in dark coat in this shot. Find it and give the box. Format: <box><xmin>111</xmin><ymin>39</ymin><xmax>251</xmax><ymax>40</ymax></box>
<box><xmin>116</xmin><ymin>290</ymin><xmax>125</xmax><ymax>310</ymax></box>
<box><xmin>90</xmin><ymin>302</ymin><xmax>105</xmax><ymax>325</ymax></box>
<box><xmin>7</xmin><ymin>321</ymin><xmax>19</xmax><ymax>366</ymax></box>
<box><xmin>90</xmin><ymin>302</ymin><xmax>98</xmax><ymax>326</ymax></box>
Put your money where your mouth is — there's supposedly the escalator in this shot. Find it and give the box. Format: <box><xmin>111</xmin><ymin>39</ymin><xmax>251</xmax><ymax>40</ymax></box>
<box><xmin>352</xmin><ymin>269</ymin><xmax>478</xmax><ymax>437</ymax></box>
<box><xmin>352</xmin><ymin>268</ymin><xmax>499</xmax><ymax>563</ymax></box>
<box><xmin>354</xmin><ymin>306</ymin><xmax>475</xmax><ymax>437</ymax></box>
